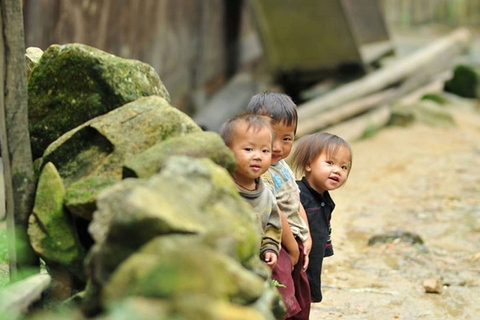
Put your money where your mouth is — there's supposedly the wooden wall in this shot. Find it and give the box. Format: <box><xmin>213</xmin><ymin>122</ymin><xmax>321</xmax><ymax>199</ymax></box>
<box><xmin>22</xmin><ymin>0</ymin><xmax>480</xmax><ymax>114</ymax></box>
<box><xmin>381</xmin><ymin>0</ymin><xmax>480</xmax><ymax>28</ymax></box>
<box><xmin>22</xmin><ymin>0</ymin><xmax>261</xmax><ymax>114</ymax></box>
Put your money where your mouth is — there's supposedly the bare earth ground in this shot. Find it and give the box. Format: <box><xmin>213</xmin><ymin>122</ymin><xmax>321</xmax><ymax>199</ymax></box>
<box><xmin>309</xmin><ymin>98</ymin><xmax>480</xmax><ymax>319</ymax></box>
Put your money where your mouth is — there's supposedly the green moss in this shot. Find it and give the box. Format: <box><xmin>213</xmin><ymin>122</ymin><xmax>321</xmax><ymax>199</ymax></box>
<box><xmin>31</xmin><ymin>163</ymin><xmax>86</xmax><ymax>279</ymax></box>
<box><xmin>66</xmin><ymin>176</ymin><xmax>115</xmax><ymax>199</ymax></box>
<box><xmin>40</xmin><ymin>127</ymin><xmax>114</xmax><ymax>186</ymax></box>
<box><xmin>28</xmin><ymin>43</ymin><xmax>168</xmax><ymax>160</ymax></box>
<box><xmin>0</xmin><ymin>230</ymin><xmax>7</xmax><ymax>264</ymax></box>
<box><xmin>0</xmin><ymin>230</ymin><xmax>8</xmax><ymax>288</ymax></box>
<box><xmin>360</xmin><ymin>124</ymin><xmax>384</xmax><ymax>139</ymax></box>
<box><xmin>421</xmin><ymin>93</ymin><xmax>447</xmax><ymax>105</ymax></box>
<box><xmin>124</xmin><ymin>131</ymin><xmax>235</xmax><ymax>179</ymax></box>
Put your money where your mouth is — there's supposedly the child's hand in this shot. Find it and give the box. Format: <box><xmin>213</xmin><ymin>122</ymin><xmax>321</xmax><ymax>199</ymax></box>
<box><xmin>303</xmin><ymin>253</ymin><xmax>310</xmax><ymax>271</ymax></box>
<box><xmin>264</xmin><ymin>251</ymin><xmax>277</xmax><ymax>269</ymax></box>
<box><xmin>303</xmin><ymin>234</ymin><xmax>312</xmax><ymax>271</ymax></box>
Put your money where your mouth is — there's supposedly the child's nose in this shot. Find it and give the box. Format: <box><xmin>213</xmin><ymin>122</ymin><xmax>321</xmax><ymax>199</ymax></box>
<box><xmin>253</xmin><ymin>150</ymin><xmax>262</xmax><ymax>159</ymax></box>
<box><xmin>272</xmin><ymin>140</ymin><xmax>281</xmax><ymax>152</ymax></box>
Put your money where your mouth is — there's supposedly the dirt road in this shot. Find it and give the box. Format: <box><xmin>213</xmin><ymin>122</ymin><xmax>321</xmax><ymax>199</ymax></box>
<box><xmin>309</xmin><ymin>96</ymin><xmax>480</xmax><ymax>319</ymax></box>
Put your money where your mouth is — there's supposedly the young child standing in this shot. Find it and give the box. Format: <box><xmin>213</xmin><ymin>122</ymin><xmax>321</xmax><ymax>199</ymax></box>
<box><xmin>220</xmin><ymin>113</ymin><xmax>282</xmax><ymax>269</ymax></box>
<box><xmin>247</xmin><ymin>92</ymin><xmax>312</xmax><ymax>320</ymax></box>
<box><xmin>291</xmin><ymin>132</ymin><xmax>352</xmax><ymax>303</ymax></box>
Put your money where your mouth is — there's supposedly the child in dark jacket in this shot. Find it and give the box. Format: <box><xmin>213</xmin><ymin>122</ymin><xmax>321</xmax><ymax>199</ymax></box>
<box><xmin>291</xmin><ymin>132</ymin><xmax>352</xmax><ymax>303</ymax></box>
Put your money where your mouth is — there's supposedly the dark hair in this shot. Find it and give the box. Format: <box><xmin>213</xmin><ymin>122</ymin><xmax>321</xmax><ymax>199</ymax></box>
<box><xmin>247</xmin><ymin>92</ymin><xmax>298</xmax><ymax>134</ymax></box>
<box><xmin>291</xmin><ymin>132</ymin><xmax>352</xmax><ymax>177</ymax></box>
<box><xmin>220</xmin><ymin>113</ymin><xmax>272</xmax><ymax>147</ymax></box>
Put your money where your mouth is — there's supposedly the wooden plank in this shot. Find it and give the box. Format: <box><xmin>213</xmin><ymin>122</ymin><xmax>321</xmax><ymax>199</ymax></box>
<box><xmin>297</xmin><ymin>27</ymin><xmax>471</xmax><ymax>125</ymax></box>
<box><xmin>325</xmin><ymin>74</ymin><xmax>448</xmax><ymax>142</ymax></box>
<box><xmin>297</xmin><ymin>69</ymin><xmax>451</xmax><ymax>137</ymax></box>
<box><xmin>0</xmin><ymin>0</ymin><xmax>38</xmax><ymax>281</ymax></box>
<box><xmin>297</xmin><ymin>88</ymin><xmax>397</xmax><ymax>137</ymax></box>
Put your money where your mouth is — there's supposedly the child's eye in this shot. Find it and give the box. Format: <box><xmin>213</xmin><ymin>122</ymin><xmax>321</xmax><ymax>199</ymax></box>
<box><xmin>326</xmin><ymin>161</ymin><xmax>334</xmax><ymax>165</ymax></box>
<box><xmin>262</xmin><ymin>149</ymin><xmax>271</xmax><ymax>154</ymax></box>
<box><xmin>342</xmin><ymin>165</ymin><xmax>349</xmax><ymax>171</ymax></box>
<box><xmin>283</xmin><ymin>137</ymin><xmax>293</xmax><ymax>142</ymax></box>
<box><xmin>244</xmin><ymin>148</ymin><xmax>253</xmax><ymax>152</ymax></box>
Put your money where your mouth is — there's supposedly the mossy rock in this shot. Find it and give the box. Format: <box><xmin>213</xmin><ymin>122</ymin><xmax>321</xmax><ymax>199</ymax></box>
<box><xmin>102</xmin><ymin>236</ymin><xmax>265</xmax><ymax>305</ymax></box>
<box><xmin>27</xmin><ymin>162</ymin><xmax>86</xmax><ymax>281</ymax></box>
<box><xmin>87</xmin><ymin>156</ymin><xmax>260</xmax><ymax>287</ymax></box>
<box><xmin>28</xmin><ymin>43</ymin><xmax>170</xmax><ymax>160</ymax></box>
<box><xmin>65</xmin><ymin>176</ymin><xmax>118</xmax><ymax>221</ymax></box>
<box><xmin>123</xmin><ymin>131</ymin><xmax>236</xmax><ymax>178</ymax></box>
<box><xmin>37</xmin><ymin>96</ymin><xmax>201</xmax><ymax>187</ymax></box>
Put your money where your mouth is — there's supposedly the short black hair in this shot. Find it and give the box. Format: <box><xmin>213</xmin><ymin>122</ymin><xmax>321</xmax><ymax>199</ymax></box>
<box><xmin>220</xmin><ymin>112</ymin><xmax>272</xmax><ymax>147</ymax></box>
<box><xmin>247</xmin><ymin>92</ymin><xmax>298</xmax><ymax>134</ymax></box>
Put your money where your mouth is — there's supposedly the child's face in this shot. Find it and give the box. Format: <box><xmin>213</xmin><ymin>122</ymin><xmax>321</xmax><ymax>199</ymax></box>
<box><xmin>230</xmin><ymin>122</ymin><xmax>272</xmax><ymax>187</ymax></box>
<box><xmin>305</xmin><ymin>146</ymin><xmax>351</xmax><ymax>194</ymax></box>
<box><xmin>270</xmin><ymin>120</ymin><xmax>295</xmax><ymax>165</ymax></box>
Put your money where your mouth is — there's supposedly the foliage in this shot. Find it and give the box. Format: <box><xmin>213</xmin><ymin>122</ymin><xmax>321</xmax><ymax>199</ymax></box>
<box><xmin>421</xmin><ymin>93</ymin><xmax>447</xmax><ymax>105</ymax></box>
<box><xmin>0</xmin><ymin>230</ymin><xmax>7</xmax><ymax>262</ymax></box>
<box><xmin>360</xmin><ymin>124</ymin><xmax>383</xmax><ymax>139</ymax></box>
<box><xmin>272</xmin><ymin>279</ymin><xmax>286</xmax><ymax>288</ymax></box>
<box><xmin>444</xmin><ymin>65</ymin><xmax>479</xmax><ymax>98</ymax></box>
<box><xmin>0</xmin><ymin>229</ymin><xmax>9</xmax><ymax>287</ymax></box>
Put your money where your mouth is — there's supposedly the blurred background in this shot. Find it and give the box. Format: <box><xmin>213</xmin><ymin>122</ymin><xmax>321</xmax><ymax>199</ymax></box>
<box><xmin>22</xmin><ymin>0</ymin><xmax>480</xmax><ymax>116</ymax></box>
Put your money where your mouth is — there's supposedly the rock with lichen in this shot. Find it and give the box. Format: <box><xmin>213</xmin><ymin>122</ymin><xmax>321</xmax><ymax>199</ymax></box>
<box><xmin>86</xmin><ymin>156</ymin><xmax>263</xmax><ymax>287</ymax></box>
<box><xmin>29</xmin><ymin>95</ymin><xmax>203</xmax><ymax>256</ymax></box>
<box><xmin>23</xmin><ymin>43</ymin><xmax>284</xmax><ymax>320</ymax></box>
<box><xmin>28</xmin><ymin>162</ymin><xmax>86</xmax><ymax>285</ymax></box>
<box><xmin>123</xmin><ymin>131</ymin><xmax>236</xmax><ymax>179</ymax></box>
<box><xmin>82</xmin><ymin>156</ymin><xmax>283</xmax><ymax>319</ymax></box>
<box><xmin>28</xmin><ymin>43</ymin><xmax>170</xmax><ymax>160</ymax></box>
<box><xmin>38</xmin><ymin>95</ymin><xmax>201</xmax><ymax>188</ymax></box>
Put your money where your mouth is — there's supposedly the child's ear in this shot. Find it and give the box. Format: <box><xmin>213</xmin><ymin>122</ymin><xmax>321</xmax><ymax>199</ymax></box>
<box><xmin>305</xmin><ymin>164</ymin><xmax>312</xmax><ymax>172</ymax></box>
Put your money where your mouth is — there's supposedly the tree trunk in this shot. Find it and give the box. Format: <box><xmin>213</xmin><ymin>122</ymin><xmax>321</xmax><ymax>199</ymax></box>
<box><xmin>0</xmin><ymin>0</ymin><xmax>38</xmax><ymax>282</ymax></box>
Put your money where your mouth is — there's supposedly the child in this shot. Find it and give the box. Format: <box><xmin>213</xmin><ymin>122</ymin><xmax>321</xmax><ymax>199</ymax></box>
<box><xmin>247</xmin><ymin>92</ymin><xmax>312</xmax><ymax>320</ymax></box>
<box><xmin>220</xmin><ymin>113</ymin><xmax>282</xmax><ymax>269</ymax></box>
<box><xmin>291</xmin><ymin>132</ymin><xmax>352</xmax><ymax>303</ymax></box>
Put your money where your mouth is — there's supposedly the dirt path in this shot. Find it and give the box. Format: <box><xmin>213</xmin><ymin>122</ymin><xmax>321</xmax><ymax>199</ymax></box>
<box><xmin>309</xmin><ymin>97</ymin><xmax>480</xmax><ymax>319</ymax></box>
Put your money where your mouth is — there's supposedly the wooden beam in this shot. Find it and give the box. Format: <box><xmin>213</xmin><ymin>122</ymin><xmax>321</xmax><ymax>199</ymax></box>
<box><xmin>0</xmin><ymin>0</ymin><xmax>38</xmax><ymax>282</ymax></box>
<box><xmin>297</xmin><ymin>27</ymin><xmax>472</xmax><ymax>125</ymax></box>
<box><xmin>296</xmin><ymin>70</ymin><xmax>453</xmax><ymax>137</ymax></box>
<box><xmin>296</xmin><ymin>88</ymin><xmax>397</xmax><ymax>137</ymax></box>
